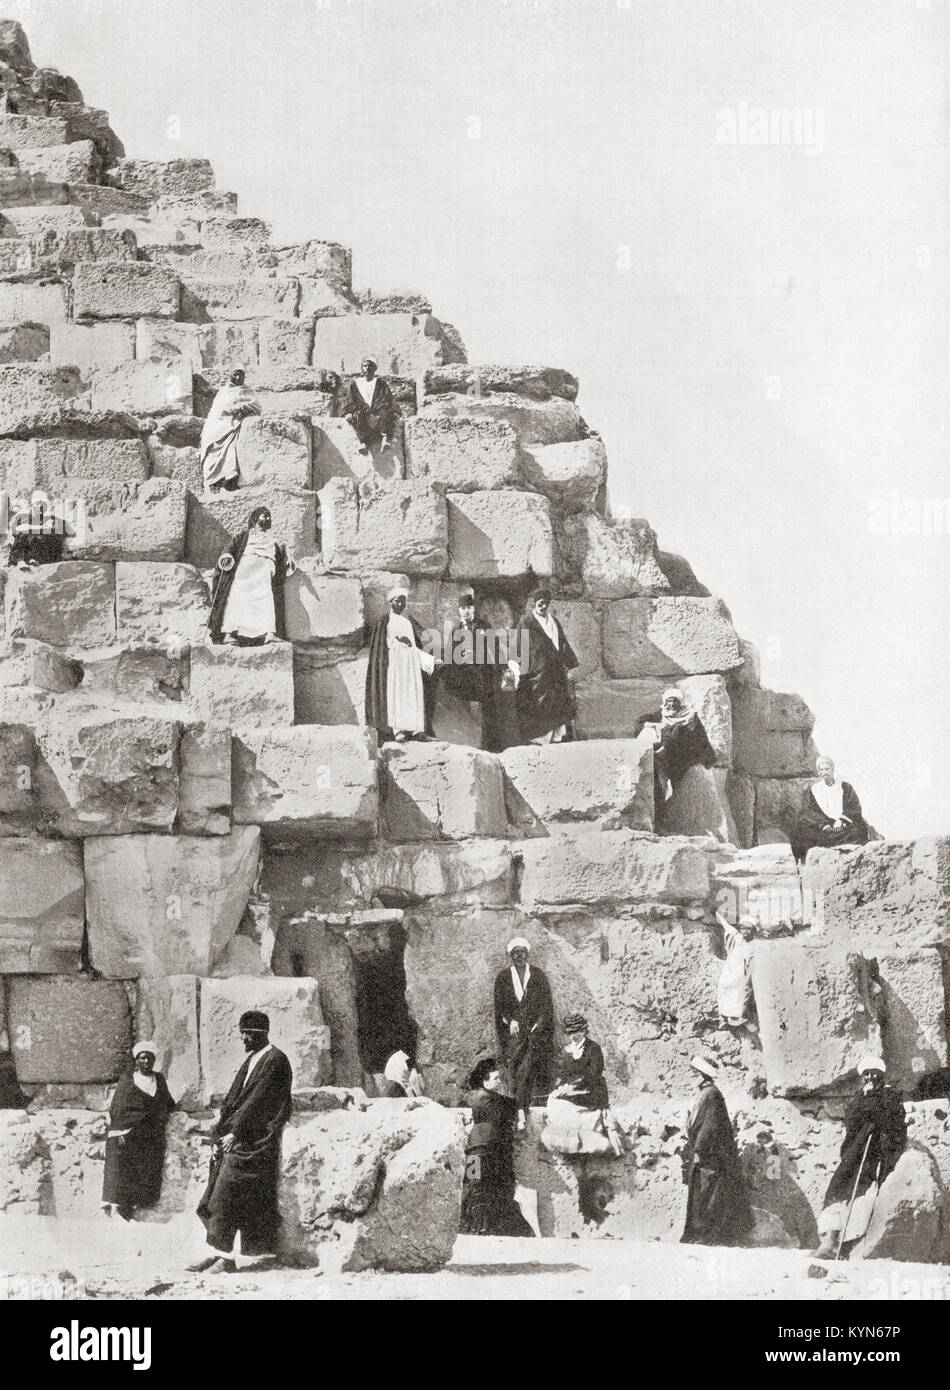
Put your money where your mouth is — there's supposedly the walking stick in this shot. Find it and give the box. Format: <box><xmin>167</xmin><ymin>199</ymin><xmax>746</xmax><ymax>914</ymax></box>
<box><xmin>835</xmin><ymin>1131</ymin><xmax>874</xmax><ymax>1261</ymax></box>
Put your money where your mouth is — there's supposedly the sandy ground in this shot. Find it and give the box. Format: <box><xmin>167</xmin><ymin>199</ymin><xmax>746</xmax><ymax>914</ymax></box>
<box><xmin>2</xmin><ymin>1215</ymin><xmax>948</xmax><ymax>1301</ymax></box>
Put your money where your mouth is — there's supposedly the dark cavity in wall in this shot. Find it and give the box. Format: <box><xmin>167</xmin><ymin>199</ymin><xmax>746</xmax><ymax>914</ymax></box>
<box><xmin>348</xmin><ymin>922</ymin><xmax>418</xmax><ymax>1086</ymax></box>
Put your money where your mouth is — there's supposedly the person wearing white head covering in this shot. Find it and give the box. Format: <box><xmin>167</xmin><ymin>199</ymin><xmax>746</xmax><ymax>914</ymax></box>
<box><xmin>680</xmin><ymin>1056</ymin><xmax>753</xmax><ymax>1245</ymax></box>
<box><xmin>637</xmin><ymin>687</ymin><xmax>716</xmax><ymax>814</ymax></box>
<box><xmin>812</xmin><ymin>1056</ymin><xmax>907</xmax><ymax>1258</ymax></box>
<box><xmin>101</xmin><ymin>1041</ymin><xmax>175</xmax><ymax>1222</ymax></box>
<box><xmin>200</xmin><ymin>366</ymin><xmax>261</xmax><ymax>492</ymax></box>
<box><xmin>364</xmin><ymin>582</ymin><xmax>440</xmax><ymax>741</ymax></box>
<box><xmin>493</xmin><ymin>938</ymin><xmax>555</xmax><ymax>1130</ymax></box>
<box><xmin>344</xmin><ymin>357</ymin><xmax>399</xmax><ymax>451</ymax></box>
<box><xmin>382</xmin><ymin>1049</ymin><xmax>425</xmax><ymax>1099</ymax></box>
<box><xmin>790</xmin><ymin>755</ymin><xmax>870</xmax><ymax>865</ymax></box>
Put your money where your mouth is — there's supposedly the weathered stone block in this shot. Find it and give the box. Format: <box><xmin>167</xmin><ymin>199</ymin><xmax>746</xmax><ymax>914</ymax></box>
<box><xmin>134</xmin><ymin>974</ymin><xmax>201</xmax><ymax>1108</ymax></box>
<box><xmin>232</xmin><ymin>726</ymin><xmax>378</xmax><ymax>838</ymax></box>
<box><xmin>502</xmin><ymin>738</ymin><xmax>653</xmax><ymax>835</ymax></box>
<box><xmin>0</xmin><ymin>720</ymin><xmax>36</xmax><ymax>827</ymax></box>
<box><xmin>878</xmin><ymin>949</ymin><xmax>949</xmax><ymax>1095</ymax></box>
<box><xmin>0</xmin><ymin>321</ymin><xmax>49</xmax><ymax>363</ymax></box>
<box><xmin>293</xmin><ymin>648</ymin><xmax>368</xmax><ymax>725</ymax></box>
<box><xmin>85</xmin><ymin>829</ymin><xmax>259</xmax><ymax>977</ymax></box>
<box><xmin>319</xmin><ymin>477</ymin><xmax>448</xmax><ymax>575</ymax></box>
<box><xmin>72</xmin><ymin>261</ymin><xmax>180</xmax><ymax>319</ymax></box>
<box><xmin>178</xmin><ymin>725</ymin><xmax>231</xmax><ymax>836</ymax></box>
<box><xmin>0</xmin><ymin>113</ymin><xmax>69</xmax><ymax>148</ymax></box>
<box><xmin>517</xmin><ymin>830</ymin><xmax>709</xmax><ymax>907</ymax></box>
<box><xmin>575</xmin><ymin>672</ymin><xmax>731</xmax><ymax>761</ymax></box>
<box><xmin>135</xmin><ymin>316</ymin><xmax>201</xmax><ymax>367</ymax></box>
<box><xmin>750</xmin><ymin>941</ymin><xmax>883</xmax><ymax>1096</ymax></box>
<box><xmin>0</xmin><ymin>364</ymin><xmax>84</xmax><ymax>431</ymax></box>
<box><xmin>259</xmin><ymin>316</ymin><xmax>314</xmax><ymax>367</ymax></box>
<box><xmin>90</xmin><ymin>360</ymin><xmax>193</xmax><ymax>416</ymax></box>
<box><xmin>36</xmin><ymin>436</ymin><xmax>149</xmax><ymax>487</ymax></box>
<box><xmin>77</xmin><ymin>646</ymin><xmax>186</xmax><ymax>705</ymax></box>
<box><xmin>733</xmin><ymin>687</ymin><xmax>819</xmax><ymax>777</ymax></box>
<box><xmin>146</xmin><ymin>440</ymin><xmax>202</xmax><ymax>491</ymax></box>
<box><xmin>0</xmin><ymin>836</ymin><xmax>84</xmax><ymax>972</ymax></box>
<box><xmin>311</xmin><ymin>418</ymin><xmax>403</xmax><ymax>488</ymax></box>
<box><xmin>521</xmin><ymin>438</ymin><xmax>606</xmax><ymax>511</ymax></box>
<box><xmin>7</xmin><ymin>977</ymin><xmax>132</xmax><ymax>1083</ymax></box>
<box><xmin>4</xmin><ymin>561</ymin><xmax>115</xmax><ymax>649</ymax></box>
<box><xmin>420</xmin><ymin>391</ymin><xmax>587</xmax><ymax>446</ymax></box>
<box><xmin>190</xmin><ymin>641</ymin><xmax>295</xmax><ymax>728</ymax></box>
<box><xmin>602</xmin><ymin>597</ymin><xmax>742</xmax><ymax>678</ymax></box>
<box><xmin>0</xmin><ymin>639</ymin><xmax>79</xmax><ymax>694</ymax></box>
<box><xmin>0</xmin><ymin>279</ymin><xmax>67</xmax><ymax>323</ymax></box>
<box><xmin>238</xmin><ymin>414</ymin><xmax>311</xmax><ymax>488</ymax></box>
<box><xmin>198</xmin><ymin>320</ymin><xmax>259</xmax><ymax>370</ymax></box>
<box><xmin>851</xmin><ymin>1147</ymin><xmax>948</xmax><ymax>1264</ymax></box>
<box><xmin>49</xmin><ymin>318</ymin><xmax>135</xmax><ymax>372</ymax></box>
<box><xmin>183</xmin><ymin>276</ymin><xmax>299</xmax><ymax>321</ymax></box>
<box><xmin>275</xmin><ymin>239</ymin><xmax>351</xmax><ymax>285</ymax></box>
<box><xmin>422</xmin><ymin>363</ymin><xmax>578</xmax><ymax>402</ymax></box>
<box><xmin>752</xmin><ymin>777</ymin><xmax>814</xmax><ymax>844</ymax></box>
<box><xmin>108</xmin><ymin>157</ymin><xmax>215</xmax><ymax>201</ymax></box>
<box><xmin>312</xmin><ymin>313</ymin><xmax>448</xmax><ymax>377</ymax></box>
<box><xmin>552</xmin><ymin>599</ymin><xmax>602</xmax><ymax>678</ymax></box>
<box><xmin>804</xmin><ymin>837</ymin><xmax>950</xmax><ymax>949</ymax></box>
<box><xmin>380</xmin><ymin>741</ymin><xmax>505</xmax><ymax>841</ymax></box>
<box><xmin>447</xmin><ymin>489</ymin><xmax>553</xmax><ymax>580</ymax></box>
<box><xmin>17</xmin><ymin>139</ymin><xmax>98</xmax><ymax>183</ymax></box>
<box><xmin>65</xmin><ymin>478</ymin><xmax>187</xmax><ymax>563</ymax></box>
<box><xmin>403</xmin><ymin>415</ymin><xmax>521</xmax><ymax>491</ymax></box>
<box><xmin>199</xmin><ymin>977</ymin><xmax>330</xmax><ymax>1102</ymax></box>
<box><xmin>284</xmin><ymin>565</ymin><xmax>363</xmax><ymax>645</ymax></box>
<box><xmin>185</xmin><ymin>486</ymin><xmax>317</xmax><ymax>569</ymax></box>
<box><xmin>558</xmin><ymin>514</ymin><xmax>670</xmax><ymax>598</ymax></box>
<box><xmin>115</xmin><ymin>561</ymin><xmax>210</xmax><ymax>648</ymax></box>
<box><xmin>658</xmin><ymin>765</ymin><xmax>738</xmax><ymax>843</ymax></box>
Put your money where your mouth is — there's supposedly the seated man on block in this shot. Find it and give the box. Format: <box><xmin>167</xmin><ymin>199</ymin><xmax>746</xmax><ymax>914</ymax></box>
<box><xmin>790</xmin><ymin>755</ymin><xmax>869</xmax><ymax>865</ymax></box>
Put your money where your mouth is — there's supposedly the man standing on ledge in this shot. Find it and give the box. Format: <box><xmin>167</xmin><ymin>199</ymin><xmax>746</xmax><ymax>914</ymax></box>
<box><xmin>365</xmin><ymin>583</ymin><xmax>439</xmax><ymax>742</ymax></box>
<box><xmin>493</xmin><ymin>937</ymin><xmax>555</xmax><ymax>1132</ymax></box>
<box><xmin>512</xmin><ymin>587</ymin><xmax>579</xmax><ymax>745</ymax></box>
<box><xmin>189</xmin><ymin>1011</ymin><xmax>293</xmax><ymax>1275</ymax></box>
<box><xmin>680</xmin><ymin>1055</ymin><xmax>753</xmax><ymax>1246</ymax></box>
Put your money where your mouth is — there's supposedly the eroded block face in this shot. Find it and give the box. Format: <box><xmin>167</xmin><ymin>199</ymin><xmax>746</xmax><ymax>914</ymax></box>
<box><xmin>199</xmin><ymin>977</ymin><xmax>330</xmax><ymax>1103</ymax></box>
<box><xmin>602</xmin><ymin>597</ymin><xmax>742</xmax><ymax>678</ymax></box>
<box><xmin>0</xmin><ymin>836</ymin><xmax>84</xmax><ymax>972</ymax></box>
<box><xmin>318</xmin><ymin>478</ymin><xmax>448</xmax><ymax>576</ymax></box>
<box><xmin>7</xmin><ymin>977</ymin><xmax>132</xmax><ymax>1083</ymax></box>
<box><xmin>72</xmin><ymin>261</ymin><xmax>181</xmax><ymax>318</ymax></box>
<box><xmin>446</xmin><ymin>490</ymin><xmax>553</xmax><ymax>580</ymax></box>
<box><xmin>190</xmin><ymin>642</ymin><xmax>295</xmax><ymax>728</ymax></box>
<box><xmin>232</xmin><ymin>726</ymin><xmax>378</xmax><ymax>838</ymax></box>
<box><xmin>115</xmin><ymin>562</ymin><xmax>211</xmax><ymax>648</ymax></box>
<box><xmin>517</xmin><ymin>830</ymin><xmax>709</xmax><ymax>908</ymax></box>
<box><xmin>283</xmin><ymin>567</ymin><xmax>363</xmax><ymax>645</ymax></box>
<box><xmin>500</xmin><ymin>738</ymin><xmax>654</xmax><ymax>835</ymax></box>
<box><xmin>403</xmin><ymin>415</ymin><xmax>521</xmax><ymax>491</ymax></box>
<box><xmin>4</xmin><ymin>562</ymin><xmax>116</xmax><ymax>650</ymax></box>
<box><xmin>380</xmin><ymin>741</ymin><xmax>506</xmax><ymax>841</ymax></box>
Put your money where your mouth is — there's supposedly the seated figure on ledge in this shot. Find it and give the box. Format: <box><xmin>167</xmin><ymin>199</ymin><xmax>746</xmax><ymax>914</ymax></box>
<box><xmin>208</xmin><ymin>506</ymin><xmax>295</xmax><ymax>646</ymax></box>
<box><xmin>790</xmin><ymin>754</ymin><xmax>869</xmax><ymax>864</ymax></box>
<box><xmin>200</xmin><ymin>366</ymin><xmax>261</xmax><ymax>494</ymax></box>
<box><xmin>637</xmin><ymin>687</ymin><xmax>716</xmax><ymax>815</ymax></box>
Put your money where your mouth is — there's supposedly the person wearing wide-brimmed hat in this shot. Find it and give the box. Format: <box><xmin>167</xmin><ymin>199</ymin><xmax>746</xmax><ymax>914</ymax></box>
<box><xmin>811</xmin><ymin>1055</ymin><xmax>907</xmax><ymax>1259</ymax></box>
<box><xmin>493</xmin><ymin>937</ymin><xmax>555</xmax><ymax>1131</ymax></box>
<box><xmin>190</xmin><ymin>1011</ymin><xmax>293</xmax><ymax>1274</ymax></box>
<box><xmin>543</xmin><ymin>1013</ymin><xmax>624</xmax><ymax>1158</ymax></box>
<box><xmin>680</xmin><ymin>1055</ymin><xmax>753</xmax><ymax>1246</ymax></box>
<box><xmin>101</xmin><ymin>1041</ymin><xmax>175</xmax><ymax>1222</ymax></box>
<box><xmin>459</xmin><ymin>1056</ymin><xmax>534</xmax><ymax>1237</ymax></box>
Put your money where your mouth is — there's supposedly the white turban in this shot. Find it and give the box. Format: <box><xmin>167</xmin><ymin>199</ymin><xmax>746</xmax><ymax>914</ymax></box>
<box><xmin>132</xmin><ymin>1040</ymin><xmax>158</xmax><ymax>1057</ymax></box>
<box><xmin>690</xmin><ymin>1055</ymin><xmax>719</xmax><ymax>1080</ymax></box>
<box><xmin>858</xmin><ymin>1055</ymin><xmax>885</xmax><ymax>1074</ymax></box>
<box><xmin>506</xmin><ymin>937</ymin><xmax>530</xmax><ymax>955</ymax></box>
<box><xmin>387</xmin><ymin>584</ymin><xmax>409</xmax><ymax>602</ymax></box>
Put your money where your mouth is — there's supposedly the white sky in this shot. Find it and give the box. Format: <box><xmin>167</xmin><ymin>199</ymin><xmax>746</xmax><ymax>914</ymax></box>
<box><xmin>23</xmin><ymin>0</ymin><xmax>950</xmax><ymax>838</ymax></box>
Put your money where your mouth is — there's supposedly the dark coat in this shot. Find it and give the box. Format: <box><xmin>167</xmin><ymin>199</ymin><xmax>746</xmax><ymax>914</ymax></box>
<box><xmin>364</xmin><ymin>610</ymin><xmax>437</xmax><ymax>739</ymax></box>
<box><xmin>344</xmin><ymin>376</ymin><xmax>399</xmax><ymax>444</ymax></box>
<box><xmin>438</xmin><ymin>618</ymin><xmax>520</xmax><ymax>751</ymax></box>
<box><xmin>207</xmin><ymin>530</ymin><xmax>290</xmax><ymax>643</ymax></box>
<box><xmin>493</xmin><ymin>964</ymin><xmax>555</xmax><ymax>1112</ymax></box>
<box><xmin>681</xmin><ymin>1081</ymin><xmax>753</xmax><ymax>1245</ymax></box>
<box><xmin>460</xmin><ymin>1086</ymin><xmax>533</xmax><ymax>1238</ymax></box>
<box><xmin>823</xmin><ymin>1085</ymin><xmax>907</xmax><ymax>1207</ymax></box>
<box><xmin>790</xmin><ymin>783</ymin><xmax>869</xmax><ymax>863</ymax></box>
<box><xmin>101</xmin><ymin>1069</ymin><xmax>175</xmax><ymax>1212</ymax></box>
<box><xmin>637</xmin><ymin>710</ymin><xmax>716</xmax><ymax>790</ymax></box>
<box><xmin>515</xmin><ymin>612</ymin><xmax>579</xmax><ymax>742</ymax></box>
<box><xmin>554</xmin><ymin>1038</ymin><xmax>609</xmax><ymax>1111</ymax></box>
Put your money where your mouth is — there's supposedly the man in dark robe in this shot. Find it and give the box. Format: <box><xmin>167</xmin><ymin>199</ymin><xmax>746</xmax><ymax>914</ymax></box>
<box><xmin>790</xmin><ymin>755</ymin><xmax>870</xmax><ymax>864</ymax></box>
<box><xmin>364</xmin><ymin>584</ymin><xmax>439</xmax><ymax>741</ymax></box>
<box><xmin>101</xmin><ymin>1042</ymin><xmax>175</xmax><ymax>1221</ymax></box>
<box><xmin>344</xmin><ymin>356</ymin><xmax>399</xmax><ymax>450</ymax></box>
<box><xmin>437</xmin><ymin>588</ymin><xmax>519</xmax><ymax>751</ymax></box>
<box><xmin>207</xmin><ymin>506</ymin><xmax>292</xmax><ymax>645</ymax></box>
<box><xmin>637</xmin><ymin>687</ymin><xmax>716</xmax><ymax>815</ymax></box>
<box><xmin>189</xmin><ymin>1011</ymin><xmax>293</xmax><ymax>1274</ymax></box>
<box><xmin>812</xmin><ymin>1055</ymin><xmax>907</xmax><ymax>1258</ymax></box>
<box><xmin>680</xmin><ymin>1055</ymin><xmax>753</xmax><ymax>1246</ymax></box>
<box><xmin>512</xmin><ymin>588</ymin><xmax>579</xmax><ymax>745</ymax></box>
<box><xmin>493</xmin><ymin>937</ymin><xmax>555</xmax><ymax>1129</ymax></box>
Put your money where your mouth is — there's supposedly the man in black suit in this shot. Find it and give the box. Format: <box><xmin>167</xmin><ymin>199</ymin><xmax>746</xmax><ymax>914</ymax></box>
<box><xmin>189</xmin><ymin>1011</ymin><xmax>293</xmax><ymax>1274</ymax></box>
<box><xmin>493</xmin><ymin>937</ymin><xmax>555</xmax><ymax>1131</ymax></box>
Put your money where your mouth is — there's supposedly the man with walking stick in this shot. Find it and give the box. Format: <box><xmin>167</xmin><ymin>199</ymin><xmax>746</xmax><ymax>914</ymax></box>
<box><xmin>812</xmin><ymin>1055</ymin><xmax>907</xmax><ymax>1259</ymax></box>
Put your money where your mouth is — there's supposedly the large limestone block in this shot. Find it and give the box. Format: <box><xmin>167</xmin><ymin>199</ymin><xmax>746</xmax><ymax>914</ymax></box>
<box><xmin>573</xmin><ymin>672</ymin><xmax>732</xmax><ymax>761</ymax></box>
<box><xmin>34</xmin><ymin>708</ymin><xmax>181</xmax><ymax>837</ymax></box>
<box><xmin>183</xmin><ymin>275</ymin><xmax>299</xmax><ymax>321</ymax></box>
<box><xmin>311</xmin><ymin>417</ymin><xmax>404</xmax><ymax>488</ymax></box>
<box><xmin>878</xmin><ymin>949</ymin><xmax>949</xmax><ymax>1094</ymax></box>
<box><xmin>602</xmin><ymin>597</ymin><xmax>742</xmax><ymax>678</ymax></box>
<box><xmin>750</xmin><ymin>941</ymin><xmax>883</xmax><ymax>1096</ymax></box>
<box><xmin>851</xmin><ymin>1147</ymin><xmax>949</xmax><ymax>1264</ymax></box>
<box><xmin>135</xmin><ymin>316</ymin><xmax>202</xmax><ymax>367</ymax></box>
<box><xmin>179</xmin><ymin>724</ymin><xmax>231</xmax><ymax>836</ymax></box>
<box><xmin>84</xmin><ymin>828</ymin><xmax>260</xmax><ymax>977</ymax></box>
<box><xmin>803</xmin><ymin>838</ymin><xmax>950</xmax><ymax>948</ymax></box>
<box><xmin>238</xmin><ymin>414</ymin><xmax>311</xmax><ymax>488</ymax></box>
<box><xmin>90</xmin><ymin>360</ymin><xmax>193</xmax><ymax>416</ymax></box>
<box><xmin>77</xmin><ymin>646</ymin><xmax>186</xmax><ymax>705</ymax></box>
<box><xmin>284</xmin><ymin>565</ymin><xmax>363</xmax><ymax>645</ymax></box>
<box><xmin>116</xmin><ymin>561</ymin><xmax>211</xmax><ymax>648</ymax></box>
<box><xmin>0</xmin><ymin>321</ymin><xmax>49</xmax><ymax>362</ymax></box>
<box><xmin>403</xmin><ymin>415</ymin><xmax>521</xmax><ymax>491</ymax></box>
<box><xmin>501</xmin><ymin>738</ymin><xmax>654</xmax><ymax>835</ymax></box>
<box><xmin>29</xmin><ymin>436</ymin><xmax>149</xmax><ymax>488</ymax></box>
<box><xmin>380</xmin><ymin>741</ymin><xmax>506</xmax><ymax>841</ymax></box>
<box><xmin>520</xmin><ymin>437</ymin><xmax>606</xmax><ymax>510</ymax></box>
<box><xmin>517</xmin><ymin>830</ymin><xmax>710</xmax><ymax>907</ymax></box>
<box><xmin>65</xmin><ymin>478</ymin><xmax>187</xmax><ymax>563</ymax></box>
<box><xmin>275</xmin><ymin>239</ymin><xmax>351</xmax><ymax>285</ymax></box>
<box><xmin>185</xmin><ymin>486</ymin><xmax>317</xmax><ymax>569</ymax></box>
<box><xmin>559</xmin><ymin>515</ymin><xmax>670</xmax><ymax>598</ymax></box>
<box><xmin>17</xmin><ymin>139</ymin><xmax>99</xmax><ymax>183</ymax></box>
<box><xmin>279</xmin><ymin>1103</ymin><xmax>464</xmax><ymax>1270</ymax></box>
<box><xmin>0</xmin><ymin>639</ymin><xmax>80</xmax><ymax>694</ymax></box>
<box><xmin>49</xmin><ymin>319</ymin><xmax>136</xmax><ymax>372</ymax></box>
<box><xmin>658</xmin><ymin>765</ymin><xmax>738</xmax><ymax>843</ymax></box>
<box><xmin>0</xmin><ymin>364</ymin><xmax>84</xmax><ymax>431</ymax></box>
<box><xmin>752</xmin><ymin>777</ymin><xmax>814</xmax><ymax>844</ymax></box>
<box><xmin>4</xmin><ymin>561</ymin><xmax>115</xmax><ymax>649</ymax></box>
<box><xmin>733</xmin><ymin>686</ymin><xmax>819</xmax><ymax>777</ymax></box>
<box><xmin>259</xmin><ymin>315</ymin><xmax>314</xmax><ymax>367</ymax></box>
<box><xmin>190</xmin><ymin>641</ymin><xmax>295</xmax><ymax>727</ymax></box>
<box><xmin>0</xmin><ymin>113</ymin><xmax>69</xmax><ymax>148</ymax></box>
<box><xmin>0</xmin><ymin>836</ymin><xmax>84</xmax><ymax>972</ymax></box>
<box><xmin>271</xmin><ymin>916</ymin><xmax>361</xmax><ymax>1085</ymax></box>
<box><xmin>447</xmin><ymin>490</ymin><xmax>553</xmax><ymax>580</ymax></box>
<box><xmin>199</xmin><ymin>977</ymin><xmax>330</xmax><ymax>1102</ymax></box>
<box><xmin>312</xmin><ymin>312</ymin><xmax>449</xmax><ymax>377</ymax></box>
<box><xmin>232</xmin><ymin>726</ymin><xmax>378</xmax><ymax>838</ymax></box>
<box><xmin>72</xmin><ymin>261</ymin><xmax>180</xmax><ymax>319</ymax></box>
<box><xmin>553</xmin><ymin>599</ymin><xmax>602</xmax><ymax>677</ymax></box>
<box><xmin>711</xmin><ymin>843</ymin><xmax>804</xmax><ymax>931</ymax></box>
<box><xmin>7</xmin><ymin>977</ymin><xmax>132</xmax><ymax>1083</ymax></box>
<box><xmin>0</xmin><ymin>720</ymin><xmax>36</xmax><ymax>827</ymax></box>
<box><xmin>0</xmin><ymin>282</ymin><xmax>67</xmax><ymax>329</ymax></box>
<box><xmin>420</xmin><ymin>391</ymin><xmax>587</xmax><ymax>447</ymax></box>
<box><xmin>198</xmin><ymin>320</ymin><xmax>260</xmax><ymax>371</ymax></box>
<box><xmin>0</xmin><ymin>1113</ymin><xmax>47</xmax><ymax>1214</ymax></box>
<box><xmin>293</xmin><ymin>648</ymin><xmax>368</xmax><ymax>725</ymax></box>
<box><xmin>319</xmin><ymin>477</ymin><xmax>448</xmax><ymax>575</ymax></box>
<box><xmin>135</xmin><ymin>974</ymin><xmax>201</xmax><ymax>1108</ymax></box>
<box><xmin>108</xmin><ymin>157</ymin><xmax>215</xmax><ymax>201</ymax></box>
<box><xmin>422</xmin><ymin>363</ymin><xmax>578</xmax><ymax>402</ymax></box>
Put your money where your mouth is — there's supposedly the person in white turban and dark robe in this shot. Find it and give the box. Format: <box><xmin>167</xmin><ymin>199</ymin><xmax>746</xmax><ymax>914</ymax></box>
<box><xmin>200</xmin><ymin>367</ymin><xmax>261</xmax><ymax>493</ymax></box>
<box><xmin>101</xmin><ymin>1042</ymin><xmax>175</xmax><ymax>1222</ymax></box>
<box><xmin>790</xmin><ymin>755</ymin><xmax>869</xmax><ymax>864</ymax></box>
<box><xmin>344</xmin><ymin>357</ymin><xmax>399</xmax><ymax>451</ymax></box>
<box><xmin>493</xmin><ymin>937</ymin><xmax>555</xmax><ymax>1131</ymax></box>
<box><xmin>364</xmin><ymin>584</ymin><xmax>439</xmax><ymax>742</ymax></box>
<box><xmin>680</xmin><ymin>1055</ymin><xmax>753</xmax><ymax>1246</ymax></box>
<box><xmin>637</xmin><ymin>687</ymin><xmax>716</xmax><ymax>813</ymax></box>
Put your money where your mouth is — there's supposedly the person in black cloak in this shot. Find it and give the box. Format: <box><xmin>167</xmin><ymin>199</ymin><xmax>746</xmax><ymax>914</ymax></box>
<box><xmin>459</xmin><ymin>1057</ymin><xmax>534</xmax><ymax>1238</ymax></box>
<box><xmin>636</xmin><ymin>687</ymin><xmax>716</xmax><ymax>814</ymax></box>
<box><xmin>6</xmin><ymin>491</ymin><xmax>73</xmax><ymax>569</ymax></box>
<box><xmin>437</xmin><ymin>588</ymin><xmax>519</xmax><ymax>751</ymax></box>
<box><xmin>680</xmin><ymin>1055</ymin><xmax>754</xmax><ymax>1246</ymax></box>
<box><xmin>0</xmin><ymin>1047</ymin><xmax>29</xmax><ymax>1108</ymax></box>
<box><xmin>344</xmin><ymin>356</ymin><xmax>399</xmax><ymax>451</ymax></box>
<box><xmin>101</xmin><ymin>1041</ymin><xmax>175</xmax><ymax>1222</ymax></box>
<box><xmin>511</xmin><ymin>587</ymin><xmax>579</xmax><ymax>745</ymax></box>
<box><xmin>493</xmin><ymin>936</ymin><xmax>555</xmax><ymax>1131</ymax></box>
<box><xmin>207</xmin><ymin>506</ymin><xmax>295</xmax><ymax>646</ymax></box>
<box><xmin>812</xmin><ymin>1055</ymin><xmax>907</xmax><ymax>1258</ymax></box>
<box><xmin>189</xmin><ymin>1011</ymin><xmax>293</xmax><ymax>1275</ymax></box>
<box><xmin>790</xmin><ymin>755</ymin><xmax>870</xmax><ymax>865</ymax></box>
<box><xmin>364</xmin><ymin>583</ymin><xmax>439</xmax><ymax>742</ymax></box>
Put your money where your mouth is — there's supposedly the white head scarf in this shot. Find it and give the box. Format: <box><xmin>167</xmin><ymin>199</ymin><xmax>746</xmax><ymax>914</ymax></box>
<box><xmin>812</xmin><ymin>760</ymin><xmax>844</xmax><ymax>820</ymax></box>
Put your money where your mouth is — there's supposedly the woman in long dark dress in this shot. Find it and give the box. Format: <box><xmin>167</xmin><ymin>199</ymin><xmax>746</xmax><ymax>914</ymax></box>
<box><xmin>207</xmin><ymin>505</ymin><xmax>295</xmax><ymax>646</ymax></box>
<box><xmin>101</xmin><ymin>1042</ymin><xmax>175</xmax><ymax>1222</ymax></box>
<box><xmin>680</xmin><ymin>1055</ymin><xmax>753</xmax><ymax>1246</ymax></box>
<box><xmin>460</xmin><ymin>1057</ymin><xmax>534</xmax><ymax>1238</ymax></box>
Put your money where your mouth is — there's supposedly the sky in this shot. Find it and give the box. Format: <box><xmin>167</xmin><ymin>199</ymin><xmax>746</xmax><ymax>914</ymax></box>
<box><xmin>21</xmin><ymin>0</ymin><xmax>950</xmax><ymax>837</ymax></box>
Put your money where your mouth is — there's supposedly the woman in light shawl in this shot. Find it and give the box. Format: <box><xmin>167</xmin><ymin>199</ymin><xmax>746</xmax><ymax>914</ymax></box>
<box><xmin>790</xmin><ymin>755</ymin><xmax>869</xmax><ymax>864</ymax></box>
<box><xmin>101</xmin><ymin>1042</ymin><xmax>175</xmax><ymax>1221</ymax></box>
<box><xmin>200</xmin><ymin>367</ymin><xmax>261</xmax><ymax>493</ymax></box>
<box><xmin>208</xmin><ymin>506</ymin><xmax>295</xmax><ymax>645</ymax></box>
<box><xmin>638</xmin><ymin>687</ymin><xmax>716</xmax><ymax>811</ymax></box>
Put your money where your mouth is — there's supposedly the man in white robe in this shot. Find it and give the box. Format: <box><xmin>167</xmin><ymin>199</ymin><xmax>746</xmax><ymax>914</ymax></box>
<box><xmin>200</xmin><ymin>367</ymin><xmax>261</xmax><ymax>492</ymax></box>
<box><xmin>364</xmin><ymin>585</ymin><xmax>439</xmax><ymax>741</ymax></box>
